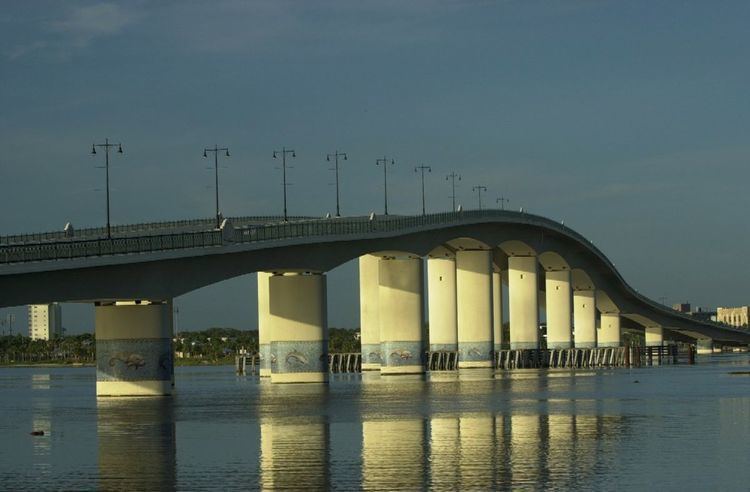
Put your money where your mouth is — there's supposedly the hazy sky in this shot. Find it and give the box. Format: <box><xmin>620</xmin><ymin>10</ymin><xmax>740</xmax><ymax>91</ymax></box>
<box><xmin>1</xmin><ymin>1</ymin><xmax>749</xmax><ymax>334</ymax></box>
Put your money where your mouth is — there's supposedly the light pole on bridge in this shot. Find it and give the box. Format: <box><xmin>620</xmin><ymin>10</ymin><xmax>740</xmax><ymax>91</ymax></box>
<box><xmin>414</xmin><ymin>165</ymin><xmax>432</xmax><ymax>216</ymax></box>
<box><xmin>376</xmin><ymin>156</ymin><xmax>395</xmax><ymax>215</ymax></box>
<box><xmin>203</xmin><ymin>145</ymin><xmax>231</xmax><ymax>229</ymax></box>
<box><xmin>473</xmin><ymin>185</ymin><xmax>487</xmax><ymax>210</ymax></box>
<box><xmin>446</xmin><ymin>172</ymin><xmax>461</xmax><ymax>211</ymax></box>
<box><xmin>326</xmin><ymin>150</ymin><xmax>347</xmax><ymax>217</ymax></box>
<box><xmin>91</xmin><ymin>138</ymin><xmax>124</xmax><ymax>239</ymax></box>
<box><xmin>273</xmin><ymin>147</ymin><xmax>296</xmax><ymax>222</ymax></box>
<box><xmin>496</xmin><ymin>195</ymin><xmax>509</xmax><ymax>210</ymax></box>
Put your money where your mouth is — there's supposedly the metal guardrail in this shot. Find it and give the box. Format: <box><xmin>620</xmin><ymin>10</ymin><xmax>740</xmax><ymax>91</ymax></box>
<box><xmin>0</xmin><ymin>215</ymin><xmax>314</xmax><ymax>246</ymax></box>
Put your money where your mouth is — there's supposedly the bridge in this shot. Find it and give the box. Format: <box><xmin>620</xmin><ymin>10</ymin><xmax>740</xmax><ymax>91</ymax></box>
<box><xmin>1</xmin><ymin>209</ymin><xmax>747</xmax><ymax>395</ymax></box>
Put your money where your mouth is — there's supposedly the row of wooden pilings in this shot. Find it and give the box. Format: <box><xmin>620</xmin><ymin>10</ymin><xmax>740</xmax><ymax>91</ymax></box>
<box><xmin>236</xmin><ymin>345</ymin><xmax>690</xmax><ymax>375</ymax></box>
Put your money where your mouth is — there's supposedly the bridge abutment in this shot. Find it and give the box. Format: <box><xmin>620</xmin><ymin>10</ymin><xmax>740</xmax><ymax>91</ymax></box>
<box><xmin>268</xmin><ymin>272</ymin><xmax>328</xmax><ymax>383</ymax></box>
<box><xmin>573</xmin><ymin>290</ymin><xmax>597</xmax><ymax>348</ymax></box>
<box><xmin>508</xmin><ymin>256</ymin><xmax>539</xmax><ymax>350</ymax></box>
<box><xmin>427</xmin><ymin>255</ymin><xmax>458</xmax><ymax>354</ymax></box>
<box><xmin>378</xmin><ymin>257</ymin><xmax>425</xmax><ymax>374</ymax></box>
<box><xmin>95</xmin><ymin>300</ymin><xmax>174</xmax><ymax>397</ymax></box>
<box><xmin>598</xmin><ymin>313</ymin><xmax>621</xmax><ymax>347</ymax></box>
<box><xmin>545</xmin><ymin>270</ymin><xmax>572</xmax><ymax>349</ymax></box>
<box><xmin>456</xmin><ymin>250</ymin><xmax>494</xmax><ymax>367</ymax></box>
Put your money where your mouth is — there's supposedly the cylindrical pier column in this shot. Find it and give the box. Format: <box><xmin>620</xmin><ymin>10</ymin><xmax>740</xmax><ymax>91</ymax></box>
<box><xmin>95</xmin><ymin>300</ymin><xmax>173</xmax><ymax>397</ymax></box>
<box><xmin>545</xmin><ymin>270</ymin><xmax>572</xmax><ymax>349</ymax></box>
<box><xmin>427</xmin><ymin>255</ymin><xmax>457</xmax><ymax>353</ymax></box>
<box><xmin>379</xmin><ymin>257</ymin><xmax>425</xmax><ymax>374</ymax></box>
<box><xmin>493</xmin><ymin>268</ymin><xmax>504</xmax><ymax>353</ymax></box>
<box><xmin>508</xmin><ymin>256</ymin><xmax>539</xmax><ymax>350</ymax></box>
<box><xmin>359</xmin><ymin>255</ymin><xmax>383</xmax><ymax>370</ymax></box>
<box><xmin>645</xmin><ymin>325</ymin><xmax>663</xmax><ymax>346</ymax></box>
<box><xmin>258</xmin><ymin>272</ymin><xmax>273</xmax><ymax>378</ymax></box>
<box><xmin>268</xmin><ymin>273</ymin><xmax>328</xmax><ymax>383</ymax></box>
<box><xmin>696</xmin><ymin>338</ymin><xmax>714</xmax><ymax>354</ymax></box>
<box><xmin>573</xmin><ymin>290</ymin><xmax>596</xmax><ymax>348</ymax></box>
<box><xmin>456</xmin><ymin>250</ymin><xmax>493</xmax><ymax>367</ymax></box>
<box><xmin>598</xmin><ymin>313</ymin><xmax>621</xmax><ymax>347</ymax></box>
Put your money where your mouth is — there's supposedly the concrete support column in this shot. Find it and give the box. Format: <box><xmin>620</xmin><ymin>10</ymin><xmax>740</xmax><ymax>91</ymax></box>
<box><xmin>359</xmin><ymin>255</ymin><xmax>382</xmax><ymax>370</ymax></box>
<box><xmin>379</xmin><ymin>257</ymin><xmax>425</xmax><ymax>374</ymax></box>
<box><xmin>545</xmin><ymin>270</ymin><xmax>572</xmax><ymax>349</ymax></box>
<box><xmin>696</xmin><ymin>338</ymin><xmax>714</xmax><ymax>355</ymax></box>
<box><xmin>493</xmin><ymin>269</ymin><xmax>504</xmax><ymax>353</ymax></box>
<box><xmin>268</xmin><ymin>273</ymin><xmax>328</xmax><ymax>383</ymax></box>
<box><xmin>258</xmin><ymin>272</ymin><xmax>273</xmax><ymax>378</ymax></box>
<box><xmin>645</xmin><ymin>326</ymin><xmax>663</xmax><ymax>347</ymax></box>
<box><xmin>598</xmin><ymin>313</ymin><xmax>621</xmax><ymax>347</ymax></box>
<box><xmin>508</xmin><ymin>256</ymin><xmax>539</xmax><ymax>350</ymax></box>
<box><xmin>427</xmin><ymin>256</ymin><xmax>457</xmax><ymax>352</ymax></box>
<box><xmin>456</xmin><ymin>250</ymin><xmax>494</xmax><ymax>367</ymax></box>
<box><xmin>573</xmin><ymin>290</ymin><xmax>596</xmax><ymax>348</ymax></box>
<box><xmin>95</xmin><ymin>300</ymin><xmax>173</xmax><ymax>397</ymax></box>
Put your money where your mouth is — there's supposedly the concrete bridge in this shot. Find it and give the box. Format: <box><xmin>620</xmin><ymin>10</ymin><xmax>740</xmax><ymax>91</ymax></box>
<box><xmin>1</xmin><ymin>210</ymin><xmax>747</xmax><ymax>396</ymax></box>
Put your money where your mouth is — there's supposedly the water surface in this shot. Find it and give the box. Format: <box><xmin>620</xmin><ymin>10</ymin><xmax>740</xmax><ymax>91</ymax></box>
<box><xmin>1</xmin><ymin>355</ymin><xmax>749</xmax><ymax>490</ymax></box>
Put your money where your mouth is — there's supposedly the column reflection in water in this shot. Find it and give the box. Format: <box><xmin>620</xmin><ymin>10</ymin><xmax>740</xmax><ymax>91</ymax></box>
<box><xmin>362</xmin><ymin>419</ymin><xmax>426</xmax><ymax>489</ymax></box>
<box><xmin>428</xmin><ymin>417</ymin><xmax>459</xmax><ymax>486</ymax></box>
<box><xmin>458</xmin><ymin>413</ymin><xmax>496</xmax><ymax>488</ymax></box>
<box><xmin>96</xmin><ymin>397</ymin><xmax>176</xmax><ymax>490</ymax></box>
<box><xmin>259</xmin><ymin>383</ymin><xmax>330</xmax><ymax>489</ymax></box>
<box><xmin>31</xmin><ymin>376</ymin><xmax>53</xmax><ymax>477</ymax></box>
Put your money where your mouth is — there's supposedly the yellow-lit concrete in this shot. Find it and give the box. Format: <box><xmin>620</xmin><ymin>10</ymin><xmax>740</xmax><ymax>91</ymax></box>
<box><xmin>96</xmin><ymin>380</ymin><xmax>173</xmax><ymax>397</ymax></box>
<box><xmin>359</xmin><ymin>255</ymin><xmax>382</xmax><ymax>370</ymax></box>
<box><xmin>257</xmin><ymin>271</ymin><xmax>273</xmax><ymax>378</ymax></box>
<box><xmin>268</xmin><ymin>273</ymin><xmax>328</xmax><ymax>384</ymax></box>
<box><xmin>573</xmin><ymin>290</ymin><xmax>596</xmax><ymax>348</ymax></box>
<box><xmin>427</xmin><ymin>256</ymin><xmax>457</xmax><ymax>352</ymax></box>
<box><xmin>378</xmin><ymin>257</ymin><xmax>425</xmax><ymax>374</ymax></box>
<box><xmin>545</xmin><ymin>270</ymin><xmax>572</xmax><ymax>349</ymax></box>
<box><xmin>95</xmin><ymin>300</ymin><xmax>173</xmax><ymax>397</ymax></box>
<box><xmin>363</xmin><ymin>419</ymin><xmax>425</xmax><ymax>489</ymax></box>
<box><xmin>598</xmin><ymin>313</ymin><xmax>621</xmax><ymax>347</ymax></box>
<box><xmin>456</xmin><ymin>250</ymin><xmax>493</xmax><ymax>366</ymax></box>
<box><xmin>508</xmin><ymin>256</ymin><xmax>539</xmax><ymax>350</ymax></box>
<box><xmin>645</xmin><ymin>325</ymin><xmax>663</xmax><ymax>346</ymax></box>
<box><xmin>493</xmin><ymin>270</ymin><xmax>504</xmax><ymax>352</ymax></box>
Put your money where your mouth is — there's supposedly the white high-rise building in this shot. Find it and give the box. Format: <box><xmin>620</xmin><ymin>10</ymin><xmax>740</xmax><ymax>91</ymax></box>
<box><xmin>28</xmin><ymin>304</ymin><xmax>63</xmax><ymax>341</ymax></box>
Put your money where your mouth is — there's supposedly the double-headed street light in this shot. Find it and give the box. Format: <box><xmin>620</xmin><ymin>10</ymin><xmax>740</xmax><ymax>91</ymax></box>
<box><xmin>496</xmin><ymin>195</ymin><xmax>509</xmax><ymax>210</ymax></box>
<box><xmin>446</xmin><ymin>172</ymin><xmax>461</xmax><ymax>212</ymax></box>
<box><xmin>376</xmin><ymin>156</ymin><xmax>395</xmax><ymax>215</ymax></box>
<box><xmin>273</xmin><ymin>147</ymin><xmax>296</xmax><ymax>221</ymax></box>
<box><xmin>203</xmin><ymin>145</ymin><xmax>230</xmax><ymax>228</ymax></box>
<box><xmin>473</xmin><ymin>185</ymin><xmax>487</xmax><ymax>210</ymax></box>
<box><xmin>414</xmin><ymin>165</ymin><xmax>432</xmax><ymax>216</ymax></box>
<box><xmin>91</xmin><ymin>138</ymin><xmax>124</xmax><ymax>239</ymax></box>
<box><xmin>326</xmin><ymin>150</ymin><xmax>347</xmax><ymax>217</ymax></box>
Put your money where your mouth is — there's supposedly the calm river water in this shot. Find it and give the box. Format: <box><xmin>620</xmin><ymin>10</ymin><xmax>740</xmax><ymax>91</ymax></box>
<box><xmin>1</xmin><ymin>354</ymin><xmax>749</xmax><ymax>490</ymax></box>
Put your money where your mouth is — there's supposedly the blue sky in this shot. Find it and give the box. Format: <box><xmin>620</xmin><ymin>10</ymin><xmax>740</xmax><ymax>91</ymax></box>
<box><xmin>1</xmin><ymin>1</ymin><xmax>749</xmax><ymax>333</ymax></box>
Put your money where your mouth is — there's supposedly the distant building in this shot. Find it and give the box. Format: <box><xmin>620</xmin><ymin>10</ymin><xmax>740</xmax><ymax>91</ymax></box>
<box><xmin>672</xmin><ymin>303</ymin><xmax>691</xmax><ymax>313</ymax></box>
<box><xmin>28</xmin><ymin>304</ymin><xmax>63</xmax><ymax>340</ymax></box>
<box><xmin>716</xmin><ymin>306</ymin><xmax>749</xmax><ymax>328</ymax></box>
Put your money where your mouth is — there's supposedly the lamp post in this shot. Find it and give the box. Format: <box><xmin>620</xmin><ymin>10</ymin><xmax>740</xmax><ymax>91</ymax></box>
<box><xmin>496</xmin><ymin>195</ymin><xmax>509</xmax><ymax>210</ymax></box>
<box><xmin>414</xmin><ymin>165</ymin><xmax>432</xmax><ymax>216</ymax></box>
<box><xmin>446</xmin><ymin>172</ymin><xmax>461</xmax><ymax>211</ymax></box>
<box><xmin>273</xmin><ymin>147</ymin><xmax>296</xmax><ymax>221</ymax></box>
<box><xmin>203</xmin><ymin>145</ymin><xmax>230</xmax><ymax>228</ymax></box>
<box><xmin>91</xmin><ymin>138</ymin><xmax>124</xmax><ymax>239</ymax></box>
<box><xmin>472</xmin><ymin>185</ymin><xmax>487</xmax><ymax>210</ymax></box>
<box><xmin>376</xmin><ymin>156</ymin><xmax>395</xmax><ymax>215</ymax></box>
<box><xmin>326</xmin><ymin>150</ymin><xmax>347</xmax><ymax>217</ymax></box>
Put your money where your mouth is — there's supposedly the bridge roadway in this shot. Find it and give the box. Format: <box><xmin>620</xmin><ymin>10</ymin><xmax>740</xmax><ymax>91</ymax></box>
<box><xmin>1</xmin><ymin>209</ymin><xmax>747</xmax><ymax>394</ymax></box>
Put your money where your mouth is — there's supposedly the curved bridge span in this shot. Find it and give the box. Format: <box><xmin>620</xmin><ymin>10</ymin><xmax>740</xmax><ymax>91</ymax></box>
<box><xmin>0</xmin><ymin>210</ymin><xmax>745</xmax><ymax>344</ymax></box>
